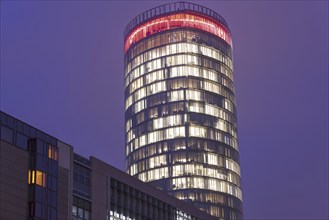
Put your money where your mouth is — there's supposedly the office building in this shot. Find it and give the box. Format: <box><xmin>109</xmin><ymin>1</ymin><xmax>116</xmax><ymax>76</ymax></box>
<box><xmin>124</xmin><ymin>2</ymin><xmax>242</xmax><ymax>219</ymax></box>
<box><xmin>0</xmin><ymin>111</ymin><xmax>216</xmax><ymax>220</ymax></box>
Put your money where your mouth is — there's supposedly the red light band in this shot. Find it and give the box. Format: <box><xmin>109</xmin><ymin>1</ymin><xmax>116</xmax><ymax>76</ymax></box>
<box><xmin>124</xmin><ymin>13</ymin><xmax>232</xmax><ymax>53</ymax></box>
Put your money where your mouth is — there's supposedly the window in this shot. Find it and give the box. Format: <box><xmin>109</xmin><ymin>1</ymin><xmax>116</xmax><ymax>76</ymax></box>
<box><xmin>73</xmin><ymin>162</ymin><xmax>91</xmax><ymax>198</ymax></box>
<box><xmin>28</xmin><ymin>169</ymin><xmax>46</xmax><ymax>187</ymax></box>
<box><xmin>72</xmin><ymin>196</ymin><xmax>91</xmax><ymax>220</ymax></box>
<box><xmin>48</xmin><ymin>145</ymin><xmax>58</xmax><ymax>161</ymax></box>
<box><xmin>72</xmin><ymin>206</ymin><xmax>77</xmax><ymax>216</ymax></box>
<box><xmin>16</xmin><ymin>132</ymin><xmax>28</xmax><ymax>150</ymax></box>
<box><xmin>1</xmin><ymin>125</ymin><xmax>13</xmax><ymax>144</ymax></box>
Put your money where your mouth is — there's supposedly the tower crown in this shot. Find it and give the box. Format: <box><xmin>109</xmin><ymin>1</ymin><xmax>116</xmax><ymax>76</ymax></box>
<box><xmin>124</xmin><ymin>2</ymin><xmax>232</xmax><ymax>52</ymax></box>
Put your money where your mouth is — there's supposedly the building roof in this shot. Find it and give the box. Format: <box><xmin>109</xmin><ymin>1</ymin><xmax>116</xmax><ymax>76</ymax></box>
<box><xmin>91</xmin><ymin>156</ymin><xmax>217</xmax><ymax>220</ymax></box>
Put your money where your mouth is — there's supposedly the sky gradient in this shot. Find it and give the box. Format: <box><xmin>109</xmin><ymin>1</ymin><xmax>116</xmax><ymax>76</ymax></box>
<box><xmin>1</xmin><ymin>1</ymin><xmax>328</xmax><ymax>219</ymax></box>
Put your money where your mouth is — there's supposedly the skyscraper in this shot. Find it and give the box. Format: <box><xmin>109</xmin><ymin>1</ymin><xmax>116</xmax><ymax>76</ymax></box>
<box><xmin>124</xmin><ymin>2</ymin><xmax>242</xmax><ymax>219</ymax></box>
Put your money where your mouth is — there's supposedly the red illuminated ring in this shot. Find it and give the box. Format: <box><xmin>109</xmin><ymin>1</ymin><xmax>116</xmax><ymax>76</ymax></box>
<box><xmin>124</xmin><ymin>12</ymin><xmax>232</xmax><ymax>53</ymax></box>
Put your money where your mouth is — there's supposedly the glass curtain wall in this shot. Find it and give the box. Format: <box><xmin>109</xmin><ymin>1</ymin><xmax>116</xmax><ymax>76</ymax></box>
<box><xmin>124</xmin><ymin>3</ymin><xmax>242</xmax><ymax>219</ymax></box>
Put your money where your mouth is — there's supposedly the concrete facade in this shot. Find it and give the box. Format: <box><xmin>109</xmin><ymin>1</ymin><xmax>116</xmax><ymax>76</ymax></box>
<box><xmin>0</xmin><ymin>140</ymin><xmax>29</xmax><ymax>220</ymax></box>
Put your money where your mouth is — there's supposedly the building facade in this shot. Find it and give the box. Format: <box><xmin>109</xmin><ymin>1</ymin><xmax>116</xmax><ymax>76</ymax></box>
<box><xmin>0</xmin><ymin>111</ymin><xmax>216</xmax><ymax>220</ymax></box>
<box><xmin>124</xmin><ymin>2</ymin><xmax>242</xmax><ymax>219</ymax></box>
<box><xmin>0</xmin><ymin>112</ymin><xmax>62</xmax><ymax>220</ymax></box>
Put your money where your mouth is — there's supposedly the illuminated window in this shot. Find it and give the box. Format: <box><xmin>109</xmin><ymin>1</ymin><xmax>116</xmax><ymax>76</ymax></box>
<box><xmin>48</xmin><ymin>145</ymin><xmax>58</xmax><ymax>161</ymax></box>
<box><xmin>28</xmin><ymin>169</ymin><xmax>46</xmax><ymax>187</ymax></box>
<box><xmin>125</xmin><ymin>42</ymin><xmax>233</xmax><ymax>82</ymax></box>
<box><xmin>72</xmin><ymin>196</ymin><xmax>91</xmax><ymax>220</ymax></box>
<box><xmin>169</xmin><ymin>90</ymin><xmax>184</xmax><ymax>102</ymax></box>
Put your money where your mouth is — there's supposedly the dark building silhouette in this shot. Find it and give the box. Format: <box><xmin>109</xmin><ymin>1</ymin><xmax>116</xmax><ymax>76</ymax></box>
<box><xmin>0</xmin><ymin>111</ymin><xmax>216</xmax><ymax>220</ymax></box>
<box><xmin>124</xmin><ymin>2</ymin><xmax>242</xmax><ymax>219</ymax></box>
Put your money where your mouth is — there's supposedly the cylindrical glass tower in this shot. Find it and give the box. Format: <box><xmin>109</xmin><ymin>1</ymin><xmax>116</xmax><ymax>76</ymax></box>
<box><xmin>124</xmin><ymin>2</ymin><xmax>242</xmax><ymax>219</ymax></box>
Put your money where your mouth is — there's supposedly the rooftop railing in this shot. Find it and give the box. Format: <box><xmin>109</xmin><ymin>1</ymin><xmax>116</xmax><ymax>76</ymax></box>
<box><xmin>124</xmin><ymin>1</ymin><xmax>230</xmax><ymax>39</ymax></box>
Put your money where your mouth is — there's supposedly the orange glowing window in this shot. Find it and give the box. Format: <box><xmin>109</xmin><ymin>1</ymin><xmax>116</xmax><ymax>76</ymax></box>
<box><xmin>124</xmin><ymin>12</ymin><xmax>231</xmax><ymax>52</ymax></box>
<box><xmin>28</xmin><ymin>169</ymin><xmax>46</xmax><ymax>187</ymax></box>
<box><xmin>48</xmin><ymin>145</ymin><xmax>58</xmax><ymax>161</ymax></box>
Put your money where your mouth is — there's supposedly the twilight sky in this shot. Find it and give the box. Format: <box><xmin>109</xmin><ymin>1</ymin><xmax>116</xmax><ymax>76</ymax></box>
<box><xmin>1</xmin><ymin>1</ymin><xmax>328</xmax><ymax>219</ymax></box>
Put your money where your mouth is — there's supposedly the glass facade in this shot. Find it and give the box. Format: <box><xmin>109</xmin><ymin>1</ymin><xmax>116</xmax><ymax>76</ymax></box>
<box><xmin>72</xmin><ymin>153</ymin><xmax>92</xmax><ymax>220</ymax></box>
<box><xmin>109</xmin><ymin>178</ymin><xmax>197</xmax><ymax>220</ymax></box>
<box><xmin>124</xmin><ymin>2</ymin><xmax>242</xmax><ymax>220</ymax></box>
<box><xmin>27</xmin><ymin>139</ymin><xmax>59</xmax><ymax>220</ymax></box>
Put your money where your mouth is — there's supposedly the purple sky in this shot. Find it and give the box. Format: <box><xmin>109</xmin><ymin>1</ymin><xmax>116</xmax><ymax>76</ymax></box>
<box><xmin>1</xmin><ymin>1</ymin><xmax>328</xmax><ymax>219</ymax></box>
